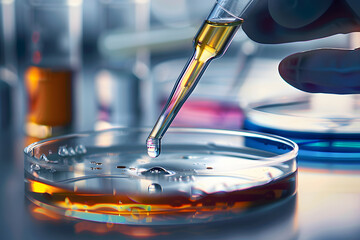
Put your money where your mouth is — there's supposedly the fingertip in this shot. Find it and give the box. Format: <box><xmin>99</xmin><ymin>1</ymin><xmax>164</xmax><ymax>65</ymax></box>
<box><xmin>278</xmin><ymin>54</ymin><xmax>300</xmax><ymax>88</ymax></box>
<box><xmin>279</xmin><ymin>49</ymin><xmax>360</xmax><ymax>94</ymax></box>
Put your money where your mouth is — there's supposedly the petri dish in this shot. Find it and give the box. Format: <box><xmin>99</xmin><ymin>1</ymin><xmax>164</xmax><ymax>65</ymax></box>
<box><xmin>244</xmin><ymin>94</ymin><xmax>360</xmax><ymax>161</ymax></box>
<box><xmin>24</xmin><ymin>128</ymin><xmax>298</xmax><ymax>225</ymax></box>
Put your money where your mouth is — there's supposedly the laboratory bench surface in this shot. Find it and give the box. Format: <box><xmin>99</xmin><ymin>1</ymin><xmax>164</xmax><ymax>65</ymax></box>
<box><xmin>0</xmin><ymin>130</ymin><xmax>360</xmax><ymax>240</ymax></box>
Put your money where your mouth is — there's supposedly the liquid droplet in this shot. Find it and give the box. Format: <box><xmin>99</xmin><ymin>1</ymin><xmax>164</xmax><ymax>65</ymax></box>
<box><xmin>31</xmin><ymin>164</ymin><xmax>41</xmax><ymax>171</ymax></box>
<box><xmin>75</xmin><ymin>144</ymin><xmax>87</xmax><ymax>154</ymax></box>
<box><xmin>206</xmin><ymin>166</ymin><xmax>213</xmax><ymax>170</ymax></box>
<box><xmin>146</xmin><ymin>138</ymin><xmax>161</xmax><ymax>158</ymax></box>
<box><xmin>96</xmin><ymin>162</ymin><xmax>102</xmax><ymax>166</ymax></box>
<box><xmin>190</xmin><ymin>187</ymin><xmax>205</xmax><ymax>201</ymax></box>
<box><xmin>40</xmin><ymin>154</ymin><xmax>49</xmax><ymax>162</ymax></box>
<box><xmin>117</xmin><ymin>166</ymin><xmax>126</xmax><ymax>169</ymax></box>
<box><xmin>58</xmin><ymin>146</ymin><xmax>69</xmax><ymax>157</ymax></box>
<box><xmin>65</xmin><ymin>197</ymin><xmax>71</xmax><ymax>206</ymax></box>
<box><xmin>148</xmin><ymin>183</ymin><xmax>162</xmax><ymax>194</ymax></box>
<box><xmin>68</xmin><ymin>147</ymin><xmax>76</xmax><ymax>156</ymax></box>
<box><xmin>141</xmin><ymin>166</ymin><xmax>173</xmax><ymax>176</ymax></box>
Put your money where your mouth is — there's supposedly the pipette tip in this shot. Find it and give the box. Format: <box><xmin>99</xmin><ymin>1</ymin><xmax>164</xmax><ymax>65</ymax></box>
<box><xmin>146</xmin><ymin>137</ymin><xmax>161</xmax><ymax>158</ymax></box>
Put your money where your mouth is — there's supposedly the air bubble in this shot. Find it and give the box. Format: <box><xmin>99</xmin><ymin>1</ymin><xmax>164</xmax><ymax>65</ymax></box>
<box><xmin>65</xmin><ymin>197</ymin><xmax>71</xmax><ymax>206</ymax></box>
<box><xmin>75</xmin><ymin>144</ymin><xmax>87</xmax><ymax>154</ymax></box>
<box><xmin>40</xmin><ymin>154</ymin><xmax>49</xmax><ymax>162</ymax></box>
<box><xmin>58</xmin><ymin>146</ymin><xmax>69</xmax><ymax>157</ymax></box>
<box><xmin>68</xmin><ymin>147</ymin><xmax>76</xmax><ymax>156</ymax></box>
<box><xmin>190</xmin><ymin>187</ymin><xmax>205</xmax><ymax>201</ymax></box>
<box><xmin>141</xmin><ymin>167</ymin><xmax>173</xmax><ymax>176</ymax></box>
<box><xmin>31</xmin><ymin>164</ymin><xmax>41</xmax><ymax>171</ymax></box>
<box><xmin>182</xmin><ymin>155</ymin><xmax>198</xmax><ymax>160</ymax></box>
<box><xmin>148</xmin><ymin>183</ymin><xmax>162</xmax><ymax>194</ymax></box>
<box><xmin>90</xmin><ymin>161</ymin><xmax>97</xmax><ymax>164</ymax></box>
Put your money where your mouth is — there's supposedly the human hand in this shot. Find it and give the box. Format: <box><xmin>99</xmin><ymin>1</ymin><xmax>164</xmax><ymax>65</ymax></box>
<box><xmin>242</xmin><ymin>0</ymin><xmax>360</xmax><ymax>94</ymax></box>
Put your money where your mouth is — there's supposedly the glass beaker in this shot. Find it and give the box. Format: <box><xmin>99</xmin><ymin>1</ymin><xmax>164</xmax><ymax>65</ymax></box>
<box><xmin>23</xmin><ymin>0</ymin><xmax>82</xmax><ymax>140</ymax></box>
<box><xmin>95</xmin><ymin>0</ymin><xmax>150</xmax><ymax>130</ymax></box>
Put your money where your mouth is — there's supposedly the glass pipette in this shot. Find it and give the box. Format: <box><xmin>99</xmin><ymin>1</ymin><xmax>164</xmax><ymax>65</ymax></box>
<box><xmin>147</xmin><ymin>0</ymin><xmax>255</xmax><ymax>158</ymax></box>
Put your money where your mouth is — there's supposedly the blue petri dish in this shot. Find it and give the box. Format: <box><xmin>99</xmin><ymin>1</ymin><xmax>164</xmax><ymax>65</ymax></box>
<box><xmin>244</xmin><ymin>95</ymin><xmax>360</xmax><ymax>162</ymax></box>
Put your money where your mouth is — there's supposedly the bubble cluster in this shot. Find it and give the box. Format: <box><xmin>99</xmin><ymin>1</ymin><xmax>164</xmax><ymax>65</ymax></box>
<box><xmin>58</xmin><ymin>145</ymin><xmax>87</xmax><ymax>157</ymax></box>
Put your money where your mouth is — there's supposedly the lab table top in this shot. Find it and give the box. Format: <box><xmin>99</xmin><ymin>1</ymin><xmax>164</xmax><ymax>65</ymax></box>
<box><xmin>0</xmin><ymin>131</ymin><xmax>359</xmax><ymax>240</ymax></box>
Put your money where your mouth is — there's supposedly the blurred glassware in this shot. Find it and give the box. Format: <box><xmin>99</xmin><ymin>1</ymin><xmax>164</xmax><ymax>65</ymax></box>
<box><xmin>0</xmin><ymin>0</ymin><xmax>17</xmax><ymax>132</ymax></box>
<box><xmin>95</xmin><ymin>0</ymin><xmax>150</xmax><ymax>130</ymax></box>
<box><xmin>150</xmin><ymin>0</ymin><xmax>212</xmax><ymax>28</ymax></box>
<box><xmin>23</xmin><ymin>0</ymin><xmax>82</xmax><ymax>140</ymax></box>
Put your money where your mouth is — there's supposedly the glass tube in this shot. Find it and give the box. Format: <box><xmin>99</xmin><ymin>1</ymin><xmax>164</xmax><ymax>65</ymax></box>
<box><xmin>95</xmin><ymin>0</ymin><xmax>150</xmax><ymax>130</ymax></box>
<box><xmin>147</xmin><ymin>0</ymin><xmax>255</xmax><ymax>157</ymax></box>
<box><xmin>23</xmin><ymin>0</ymin><xmax>82</xmax><ymax>140</ymax></box>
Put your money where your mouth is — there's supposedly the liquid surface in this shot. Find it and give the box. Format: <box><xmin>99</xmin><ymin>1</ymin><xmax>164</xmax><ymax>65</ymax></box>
<box><xmin>25</xmin><ymin>143</ymin><xmax>296</xmax><ymax>225</ymax></box>
<box><xmin>147</xmin><ymin>20</ymin><xmax>243</xmax><ymax>158</ymax></box>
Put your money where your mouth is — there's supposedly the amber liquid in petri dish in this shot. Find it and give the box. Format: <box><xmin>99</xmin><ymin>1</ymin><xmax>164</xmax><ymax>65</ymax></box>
<box><xmin>25</xmin><ymin>66</ymin><xmax>73</xmax><ymax>139</ymax></box>
<box><xmin>147</xmin><ymin>19</ymin><xmax>243</xmax><ymax>157</ymax></box>
<box><xmin>25</xmin><ymin>171</ymin><xmax>296</xmax><ymax>224</ymax></box>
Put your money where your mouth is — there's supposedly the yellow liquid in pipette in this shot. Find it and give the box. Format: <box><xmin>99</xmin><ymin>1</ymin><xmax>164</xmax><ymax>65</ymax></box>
<box><xmin>147</xmin><ymin>19</ymin><xmax>243</xmax><ymax>158</ymax></box>
<box><xmin>194</xmin><ymin>20</ymin><xmax>243</xmax><ymax>61</ymax></box>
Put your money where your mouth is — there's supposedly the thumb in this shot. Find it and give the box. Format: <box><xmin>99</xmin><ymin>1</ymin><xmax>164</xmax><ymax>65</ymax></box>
<box><xmin>279</xmin><ymin>48</ymin><xmax>360</xmax><ymax>94</ymax></box>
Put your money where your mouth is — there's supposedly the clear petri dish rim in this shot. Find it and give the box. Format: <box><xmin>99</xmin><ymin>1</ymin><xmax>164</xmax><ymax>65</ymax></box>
<box><xmin>24</xmin><ymin>127</ymin><xmax>298</xmax><ymax>167</ymax></box>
